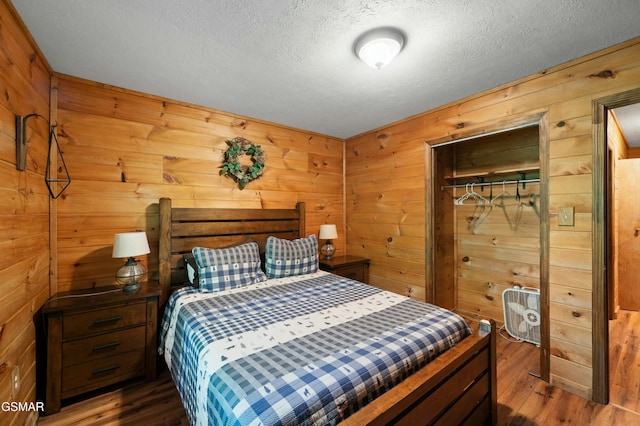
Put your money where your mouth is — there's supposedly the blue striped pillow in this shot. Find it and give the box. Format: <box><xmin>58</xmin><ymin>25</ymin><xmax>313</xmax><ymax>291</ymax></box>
<box><xmin>265</xmin><ymin>235</ymin><xmax>318</xmax><ymax>278</ymax></box>
<box><xmin>192</xmin><ymin>242</ymin><xmax>267</xmax><ymax>292</ymax></box>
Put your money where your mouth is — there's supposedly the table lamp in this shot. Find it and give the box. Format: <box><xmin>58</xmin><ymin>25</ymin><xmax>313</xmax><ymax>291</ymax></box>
<box><xmin>112</xmin><ymin>232</ymin><xmax>150</xmax><ymax>292</ymax></box>
<box><xmin>319</xmin><ymin>224</ymin><xmax>338</xmax><ymax>259</ymax></box>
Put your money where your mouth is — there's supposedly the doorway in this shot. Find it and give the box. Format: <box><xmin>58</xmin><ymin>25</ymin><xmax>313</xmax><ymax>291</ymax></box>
<box><xmin>593</xmin><ymin>88</ymin><xmax>640</xmax><ymax>404</ymax></box>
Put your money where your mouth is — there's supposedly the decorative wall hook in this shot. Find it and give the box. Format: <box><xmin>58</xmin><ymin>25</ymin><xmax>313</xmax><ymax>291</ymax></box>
<box><xmin>45</xmin><ymin>124</ymin><xmax>71</xmax><ymax>199</ymax></box>
<box><xmin>15</xmin><ymin>113</ymin><xmax>45</xmax><ymax>171</ymax></box>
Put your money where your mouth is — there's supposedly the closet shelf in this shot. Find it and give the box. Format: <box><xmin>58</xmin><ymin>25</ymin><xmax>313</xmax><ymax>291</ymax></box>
<box><xmin>442</xmin><ymin>166</ymin><xmax>539</xmax><ymax>180</ymax></box>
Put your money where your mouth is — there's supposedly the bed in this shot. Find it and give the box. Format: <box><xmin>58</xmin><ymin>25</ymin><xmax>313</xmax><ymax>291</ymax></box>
<box><xmin>157</xmin><ymin>197</ymin><xmax>497</xmax><ymax>425</ymax></box>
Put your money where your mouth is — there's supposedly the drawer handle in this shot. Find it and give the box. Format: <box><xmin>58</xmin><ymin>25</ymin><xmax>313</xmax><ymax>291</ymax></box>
<box><xmin>92</xmin><ymin>364</ymin><xmax>120</xmax><ymax>375</ymax></box>
<box><xmin>92</xmin><ymin>341</ymin><xmax>121</xmax><ymax>352</ymax></box>
<box><xmin>93</xmin><ymin>315</ymin><xmax>122</xmax><ymax>325</ymax></box>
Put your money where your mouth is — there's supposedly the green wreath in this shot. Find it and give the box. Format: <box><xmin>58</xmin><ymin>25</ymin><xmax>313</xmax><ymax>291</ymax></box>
<box><xmin>220</xmin><ymin>137</ymin><xmax>265</xmax><ymax>189</ymax></box>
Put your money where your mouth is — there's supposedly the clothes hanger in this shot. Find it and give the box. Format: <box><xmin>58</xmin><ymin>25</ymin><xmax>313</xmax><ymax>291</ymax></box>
<box><xmin>455</xmin><ymin>183</ymin><xmax>490</xmax><ymax>205</ymax></box>
<box><xmin>491</xmin><ymin>181</ymin><xmax>517</xmax><ymax>207</ymax></box>
<box><xmin>454</xmin><ymin>183</ymin><xmax>473</xmax><ymax>205</ymax></box>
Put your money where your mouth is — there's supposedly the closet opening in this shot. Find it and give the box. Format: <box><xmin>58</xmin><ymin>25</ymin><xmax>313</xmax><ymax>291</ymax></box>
<box><xmin>425</xmin><ymin>114</ymin><xmax>550</xmax><ymax>382</ymax></box>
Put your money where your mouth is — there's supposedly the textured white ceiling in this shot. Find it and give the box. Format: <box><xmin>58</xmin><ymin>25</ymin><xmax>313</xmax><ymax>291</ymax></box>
<box><xmin>11</xmin><ymin>0</ymin><xmax>640</xmax><ymax>139</ymax></box>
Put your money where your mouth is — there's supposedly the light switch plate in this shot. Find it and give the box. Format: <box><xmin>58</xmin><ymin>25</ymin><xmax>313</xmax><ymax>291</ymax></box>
<box><xmin>559</xmin><ymin>206</ymin><xmax>575</xmax><ymax>226</ymax></box>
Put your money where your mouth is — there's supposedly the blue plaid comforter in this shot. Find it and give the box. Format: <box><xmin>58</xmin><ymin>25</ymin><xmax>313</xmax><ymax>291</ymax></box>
<box><xmin>159</xmin><ymin>271</ymin><xmax>472</xmax><ymax>426</ymax></box>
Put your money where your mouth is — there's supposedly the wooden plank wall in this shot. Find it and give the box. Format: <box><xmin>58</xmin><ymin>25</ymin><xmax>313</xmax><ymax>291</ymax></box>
<box><xmin>346</xmin><ymin>119</ymin><xmax>428</xmax><ymax>299</ymax></box>
<box><xmin>346</xmin><ymin>38</ymin><xmax>640</xmax><ymax>400</ymax></box>
<box><xmin>0</xmin><ymin>1</ymin><xmax>52</xmax><ymax>424</ymax></box>
<box><xmin>53</xmin><ymin>75</ymin><xmax>345</xmax><ymax>292</ymax></box>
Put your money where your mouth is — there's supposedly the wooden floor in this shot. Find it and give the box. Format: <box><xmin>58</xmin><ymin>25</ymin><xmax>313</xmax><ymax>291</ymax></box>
<box><xmin>496</xmin><ymin>310</ymin><xmax>640</xmax><ymax>425</ymax></box>
<box><xmin>38</xmin><ymin>311</ymin><xmax>640</xmax><ymax>425</ymax></box>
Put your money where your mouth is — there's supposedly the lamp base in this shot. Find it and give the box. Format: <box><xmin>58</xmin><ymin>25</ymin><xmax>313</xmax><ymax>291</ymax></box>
<box><xmin>116</xmin><ymin>257</ymin><xmax>146</xmax><ymax>293</ymax></box>
<box><xmin>122</xmin><ymin>281</ymin><xmax>141</xmax><ymax>293</ymax></box>
<box><xmin>320</xmin><ymin>241</ymin><xmax>336</xmax><ymax>259</ymax></box>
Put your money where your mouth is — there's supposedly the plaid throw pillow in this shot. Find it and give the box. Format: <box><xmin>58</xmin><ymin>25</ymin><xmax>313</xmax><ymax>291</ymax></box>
<box><xmin>265</xmin><ymin>235</ymin><xmax>319</xmax><ymax>279</ymax></box>
<box><xmin>192</xmin><ymin>242</ymin><xmax>267</xmax><ymax>292</ymax></box>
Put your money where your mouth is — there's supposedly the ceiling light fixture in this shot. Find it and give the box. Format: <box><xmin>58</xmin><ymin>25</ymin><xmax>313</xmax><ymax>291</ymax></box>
<box><xmin>355</xmin><ymin>27</ymin><xmax>405</xmax><ymax>69</ymax></box>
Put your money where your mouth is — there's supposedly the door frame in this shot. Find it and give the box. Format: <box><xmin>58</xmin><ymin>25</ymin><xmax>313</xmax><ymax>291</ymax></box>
<box><xmin>425</xmin><ymin>111</ymin><xmax>550</xmax><ymax>381</ymax></box>
<box><xmin>592</xmin><ymin>87</ymin><xmax>640</xmax><ymax>404</ymax></box>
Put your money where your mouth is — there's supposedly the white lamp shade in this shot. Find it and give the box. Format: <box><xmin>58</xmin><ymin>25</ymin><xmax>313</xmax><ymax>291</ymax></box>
<box><xmin>355</xmin><ymin>27</ymin><xmax>404</xmax><ymax>69</ymax></box>
<box><xmin>112</xmin><ymin>232</ymin><xmax>150</xmax><ymax>258</ymax></box>
<box><xmin>319</xmin><ymin>224</ymin><xmax>338</xmax><ymax>240</ymax></box>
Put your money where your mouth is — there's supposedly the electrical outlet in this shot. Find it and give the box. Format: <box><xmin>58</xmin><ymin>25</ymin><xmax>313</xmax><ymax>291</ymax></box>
<box><xmin>558</xmin><ymin>206</ymin><xmax>575</xmax><ymax>226</ymax></box>
<box><xmin>12</xmin><ymin>365</ymin><xmax>20</xmax><ymax>393</ymax></box>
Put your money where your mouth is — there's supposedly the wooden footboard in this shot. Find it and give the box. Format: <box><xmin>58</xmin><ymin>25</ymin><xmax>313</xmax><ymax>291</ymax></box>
<box><xmin>340</xmin><ymin>320</ymin><xmax>497</xmax><ymax>426</ymax></box>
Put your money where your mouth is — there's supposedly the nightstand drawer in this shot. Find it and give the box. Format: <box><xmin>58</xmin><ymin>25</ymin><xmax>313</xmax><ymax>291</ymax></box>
<box><xmin>62</xmin><ymin>326</ymin><xmax>146</xmax><ymax>368</ymax></box>
<box><xmin>319</xmin><ymin>256</ymin><xmax>370</xmax><ymax>284</ymax></box>
<box><xmin>335</xmin><ymin>264</ymin><xmax>366</xmax><ymax>282</ymax></box>
<box><xmin>61</xmin><ymin>349</ymin><xmax>146</xmax><ymax>396</ymax></box>
<box><xmin>63</xmin><ymin>302</ymin><xmax>147</xmax><ymax>339</ymax></box>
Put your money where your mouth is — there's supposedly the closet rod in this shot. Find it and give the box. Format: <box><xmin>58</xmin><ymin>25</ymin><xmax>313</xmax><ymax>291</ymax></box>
<box><xmin>441</xmin><ymin>178</ymin><xmax>540</xmax><ymax>190</ymax></box>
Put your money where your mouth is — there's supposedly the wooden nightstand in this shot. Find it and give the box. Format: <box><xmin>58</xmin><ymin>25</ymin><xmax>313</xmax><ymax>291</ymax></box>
<box><xmin>319</xmin><ymin>255</ymin><xmax>370</xmax><ymax>283</ymax></box>
<box><xmin>42</xmin><ymin>281</ymin><xmax>161</xmax><ymax>414</ymax></box>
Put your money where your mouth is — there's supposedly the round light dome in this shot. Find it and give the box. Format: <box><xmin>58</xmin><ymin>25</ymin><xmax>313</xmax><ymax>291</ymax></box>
<box><xmin>355</xmin><ymin>27</ymin><xmax>405</xmax><ymax>69</ymax></box>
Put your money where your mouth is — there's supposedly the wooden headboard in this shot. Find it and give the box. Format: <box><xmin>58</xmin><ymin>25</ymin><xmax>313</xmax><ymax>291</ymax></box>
<box><xmin>158</xmin><ymin>197</ymin><xmax>306</xmax><ymax>304</ymax></box>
